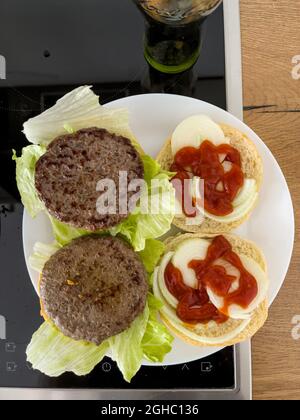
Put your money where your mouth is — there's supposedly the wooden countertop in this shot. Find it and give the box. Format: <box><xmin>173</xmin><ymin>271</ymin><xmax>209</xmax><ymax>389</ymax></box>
<box><xmin>240</xmin><ymin>0</ymin><xmax>300</xmax><ymax>400</ymax></box>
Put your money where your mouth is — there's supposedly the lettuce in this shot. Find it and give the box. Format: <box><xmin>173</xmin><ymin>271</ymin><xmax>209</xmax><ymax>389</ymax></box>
<box><xmin>108</xmin><ymin>303</ymin><xmax>150</xmax><ymax>383</ymax></box>
<box><xmin>110</xmin><ymin>156</ymin><xmax>175</xmax><ymax>252</ymax></box>
<box><xmin>29</xmin><ymin>242</ymin><xmax>61</xmax><ymax>272</ymax></box>
<box><xmin>27</xmin><ymin>237</ymin><xmax>173</xmax><ymax>382</ymax></box>
<box><xmin>138</xmin><ymin>239</ymin><xmax>166</xmax><ymax>274</ymax></box>
<box><xmin>48</xmin><ymin>215</ymin><xmax>91</xmax><ymax>247</ymax></box>
<box><xmin>13</xmin><ymin>146</ymin><xmax>46</xmax><ymax>217</ymax></box>
<box><xmin>26</xmin><ymin>322</ymin><xmax>109</xmax><ymax>377</ymax></box>
<box><xmin>142</xmin><ymin>294</ymin><xmax>173</xmax><ymax>363</ymax></box>
<box><xmin>142</xmin><ymin>154</ymin><xmax>175</xmax><ymax>184</ymax></box>
<box><xmin>23</xmin><ymin>85</ymin><xmax>140</xmax><ymax>150</ymax></box>
<box><xmin>107</xmin><ymin>292</ymin><xmax>174</xmax><ymax>382</ymax></box>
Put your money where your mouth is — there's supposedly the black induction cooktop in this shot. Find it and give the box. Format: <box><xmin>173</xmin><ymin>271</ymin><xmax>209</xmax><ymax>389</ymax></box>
<box><xmin>0</xmin><ymin>0</ymin><xmax>234</xmax><ymax>391</ymax></box>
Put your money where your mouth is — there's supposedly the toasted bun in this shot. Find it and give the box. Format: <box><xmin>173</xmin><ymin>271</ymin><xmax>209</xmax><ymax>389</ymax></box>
<box><xmin>158</xmin><ymin>232</ymin><xmax>268</xmax><ymax>347</ymax></box>
<box><xmin>156</xmin><ymin>123</ymin><xmax>263</xmax><ymax>234</ymax></box>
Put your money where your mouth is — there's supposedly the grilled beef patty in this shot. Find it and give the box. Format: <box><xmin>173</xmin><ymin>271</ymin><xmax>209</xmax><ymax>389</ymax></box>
<box><xmin>40</xmin><ymin>235</ymin><xmax>148</xmax><ymax>344</ymax></box>
<box><xmin>35</xmin><ymin>127</ymin><xmax>144</xmax><ymax>231</ymax></box>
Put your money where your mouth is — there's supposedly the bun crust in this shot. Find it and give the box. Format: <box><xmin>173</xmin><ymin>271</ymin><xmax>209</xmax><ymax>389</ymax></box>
<box><xmin>156</xmin><ymin>123</ymin><xmax>263</xmax><ymax>234</ymax></box>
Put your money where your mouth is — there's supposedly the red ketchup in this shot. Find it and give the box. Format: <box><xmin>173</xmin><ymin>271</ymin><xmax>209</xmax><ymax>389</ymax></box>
<box><xmin>164</xmin><ymin>236</ymin><xmax>258</xmax><ymax>325</ymax></box>
<box><xmin>171</xmin><ymin>141</ymin><xmax>244</xmax><ymax>217</ymax></box>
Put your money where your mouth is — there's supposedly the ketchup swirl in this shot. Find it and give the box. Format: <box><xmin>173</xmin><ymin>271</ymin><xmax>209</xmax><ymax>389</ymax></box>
<box><xmin>171</xmin><ymin>141</ymin><xmax>244</xmax><ymax>217</ymax></box>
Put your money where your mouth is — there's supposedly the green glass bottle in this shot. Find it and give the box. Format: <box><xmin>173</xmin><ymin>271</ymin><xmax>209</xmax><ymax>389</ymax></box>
<box><xmin>133</xmin><ymin>0</ymin><xmax>222</xmax><ymax>74</ymax></box>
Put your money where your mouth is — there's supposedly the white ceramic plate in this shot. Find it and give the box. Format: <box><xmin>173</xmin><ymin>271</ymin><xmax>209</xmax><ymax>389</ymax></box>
<box><xmin>23</xmin><ymin>93</ymin><xmax>295</xmax><ymax>366</ymax></box>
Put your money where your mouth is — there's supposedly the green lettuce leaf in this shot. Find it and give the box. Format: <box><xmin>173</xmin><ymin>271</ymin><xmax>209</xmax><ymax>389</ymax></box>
<box><xmin>48</xmin><ymin>215</ymin><xmax>92</xmax><ymax>247</ymax></box>
<box><xmin>142</xmin><ymin>154</ymin><xmax>175</xmax><ymax>184</ymax></box>
<box><xmin>26</xmin><ymin>322</ymin><xmax>109</xmax><ymax>377</ymax></box>
<box><xmin>110</xmin><ymin>156</ymin><xmax>175</xmax><ymax>252</ymax></box>
<box><xmin>12</xmin><ymin>146</ymin><xmax>46</xmax><ymax>217</ymax></box>
<box><xmin>107</xmin><ymin>296</ymin><xmax>173</xmax><ymax>382</ymax></box>
<box><xmin>23</xmin><ymin>86</ymin><xmax>139</xmax><ymax>148</ymax></box>
<box><xmin>108</xmin><ymin>303</ymin><xmax>150</xmax><ymax>383</ymax></box>
<box><xmin>142</xmin><ymin>154</ymin><xmax>161</xmax><ymax>184</ymax></box>
<box><xmin>138</xmin><ymin>239</ymin><xmax>166</xmax><ymax>274</ymax></box>
<box><xmin>29</xmin><ymin>241</ymin><xmax>61</xmax><ymax>272</ymax></box>
<box><xmin>142</xmin><ymin>294</ymin><xmax>173</xmax><ymax>363</ymax></box>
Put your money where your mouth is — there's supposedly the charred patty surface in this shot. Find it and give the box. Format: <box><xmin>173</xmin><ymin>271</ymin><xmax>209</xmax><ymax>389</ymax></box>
<box><xmin>35</xmin><ymin>128</ymin><xmax>144</xmax><ymax>231</ymax></box>
<box><xmin>40</xmin><ymin>235</ymin><xmax>148</xmax><ymax>344</ymax></box>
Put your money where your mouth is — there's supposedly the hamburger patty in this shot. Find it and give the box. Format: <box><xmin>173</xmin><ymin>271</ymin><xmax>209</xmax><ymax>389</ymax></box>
<box><xmin>35</xmin><ymin>128</ymin><xmax>144</xmax><ymax>231</ymax></box>
<box><xmin>40</xmin><ymin>235</ymin><xmax>148</xmax><ymax>344</ymax></box>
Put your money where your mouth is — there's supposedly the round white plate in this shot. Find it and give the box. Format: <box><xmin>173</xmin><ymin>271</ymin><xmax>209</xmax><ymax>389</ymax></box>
<box><xmin>23</xmin><ymin>93</ymin><xmax>295</xmax><ymax>366</ymax></box>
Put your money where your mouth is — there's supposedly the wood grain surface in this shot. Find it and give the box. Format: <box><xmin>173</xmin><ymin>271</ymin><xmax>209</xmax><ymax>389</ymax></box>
<box><xmin>240</xmin><ymin>0</ymin><xmax>300</xmax><ymax>400</ymax></box>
